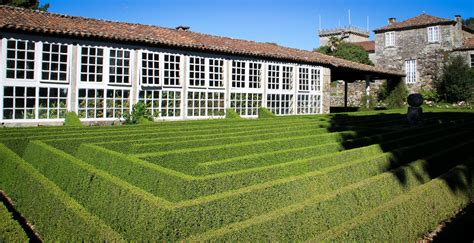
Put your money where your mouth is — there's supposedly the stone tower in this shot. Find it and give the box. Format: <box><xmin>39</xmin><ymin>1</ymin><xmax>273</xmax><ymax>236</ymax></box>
<box><xmin>319</xmin><ymin>26</ymin><xmax>370</xmax><ymax>46</ymax></box>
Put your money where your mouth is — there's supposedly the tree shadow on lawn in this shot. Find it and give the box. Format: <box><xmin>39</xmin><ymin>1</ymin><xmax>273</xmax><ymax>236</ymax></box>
<box><xmin>326</xmin><ymin>111</ymin><xmax>474</xmax><ymax>196</ymax></box>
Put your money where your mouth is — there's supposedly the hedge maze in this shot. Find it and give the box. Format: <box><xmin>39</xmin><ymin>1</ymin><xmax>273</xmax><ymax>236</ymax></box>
<box><xmin>0</xmin><ymin>110</ymin><xmax>473</xmax><ymax>241</ymax></box>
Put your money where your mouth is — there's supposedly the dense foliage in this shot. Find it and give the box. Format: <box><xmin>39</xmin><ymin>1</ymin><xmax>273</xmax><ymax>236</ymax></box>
<box><xmin>0</xmin><ymin>111</ymin><xmax>473</xmax><ymax>241</ymax></box>
<box><xmin>435</xmin><ymin>55</ymin><xmax>474</xmax><ymax>103</ymax></box>
<box><xmin>0</xmin><ymin>0</ymin><xmax>49</xmax><ymax>11</ymax></box>
<box><xmin>124</xmin><ymin>101</ymin><xmax>153</xmax><ymax>124</ymax></box>
<box><xmin>378</xmin><ymin>80</ymin><xmax>408</xmax><ymax>109</ymax></box>
<box><xmin>316</xmin><ymin>39</ymin><xmax>374</xmax><ymax>66</ymax></box>
<box><xmin>0</xmin><ymin>201</ymin><xmax>28</xmax><ymax>242</ymax></box>
<box><xmin>258</xmin><ymin>107</ymin><xmax>275</xmax><ymax>118</ymax></box>
<box><xmin>225</xmin><ymin>108</ymin><xmax>241</xmax><ymax>119</ymax></box>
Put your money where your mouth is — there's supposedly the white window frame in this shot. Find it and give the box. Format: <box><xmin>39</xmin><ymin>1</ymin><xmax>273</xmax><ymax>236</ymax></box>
<box><xmin>38</xmin><ymin>86</ymin><xmax>69</xmax><ymax>119</ymax></box>
<box><xmin>78</xmin><ymin>45</ymin><xmax>106</xmax><ymax>84</ymax></box>
<box><xmin>385</xmin><ymin>32</ymin><xmax>395</xmax><ymax>47</ymax></box>
<box><xmin>470</xmin><ymin>54</ymin><xmax>474</xmax><ymax>68</ymax></box>
<box><xmin>40</xmin><ymin>42</ymin><xmax>70</xmax><ymax>84</ymax></box>
<box><xmin>140</xmin><ymin>50</ymin><xmax>161</xmax><ymax>86</ymax></box>
<box><xmin>208</xmin><ymin>58</ymin><xmax>225</xmax><ymax>88</ymax></box>
<box><xmin>138</xmin><ymin>89</ymin><xmax>161</xmax><ymax>117</ymax></box>
<box><xmin>162</xmin><ymin>53</ymin><xmax>182</xmax><ymax>87</ymax></box>
<box><xmin>231</xmin><ymin>60</ymin><xmax>246</xmax><ymax>89</ymax></box>
<box><xmin>4</xmin><ymin>38</ymin><xmax>36</xmax><ymax>81</ymax></box>
<box><xmin>427</xmin><ymin>26</ymin><xmax>440</xmax><ymax>43</ymax></box>
<box><xmin>405</xmin><ymin>59</ymin><xmax>417</xmax><ymax>84</ymax></box>
<box><xmin>108</xmin><ymin>48</ymin><xmax>132</xmax><ymax>85</ymax></box>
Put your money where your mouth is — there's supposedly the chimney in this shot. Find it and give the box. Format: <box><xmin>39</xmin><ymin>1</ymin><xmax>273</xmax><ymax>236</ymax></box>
<box><xmin>455</xmin><ymin>15</ymin><xmax>461</xmax><ymax>23</ymax></box>
<box><xmin>175</xmin><ymin>26</ymin><xmax>190</xmax><ymax>31</ymax></box>
<box><xmin>388</xmin><ymin>17</ymin><xmax>396</xmax><ymax>25</ymax></box>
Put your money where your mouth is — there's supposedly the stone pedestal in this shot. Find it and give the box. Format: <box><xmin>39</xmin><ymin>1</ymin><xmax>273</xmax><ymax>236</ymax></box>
<box><xmin>407</xmin><ymin>93</ymin><xmax>423</xmax><ymax>126</ymax></box>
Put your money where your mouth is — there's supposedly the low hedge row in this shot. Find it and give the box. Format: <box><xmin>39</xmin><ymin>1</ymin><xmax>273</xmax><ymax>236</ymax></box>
<box><xmin>100</xmin><ymin>124</ymin><xmax>331</xmax><ymax>154</ymax></box>
<box><xmin>21</xmin><ymin>141</ymin><xmax>175</xmax><ymax>241</ymax></box>
<box><xmin>0</xmin><ymin>144</ymin><xmax>123</xmax><ymax>242</ymax></box>
<box><xmin>77</xmin><ymin>128</ymin><xmax>469</xmax><ymax>203</ymax></box>
<box><xmin>198</xmin><ymin>124</ymin><xmax>466</xmax><ymax>175</ymax></box>
<box><xmin>139</xmin><ymin>131</ymin><xmax>360</xmax><ymax>170</ymax></box>
<box><xmin>0</xmin><ymin>200</ymin><xmax>28</xmax><ymax>242</ymax></box>
<box><xmin>318</xmin><ymin>160</ymin><xmax>474</xmax><ymax>241</ymax></box>
<box><xmin>190</xmin><ymin>139</ymin><xmax>474</xmax><ymax>241</ymax></box>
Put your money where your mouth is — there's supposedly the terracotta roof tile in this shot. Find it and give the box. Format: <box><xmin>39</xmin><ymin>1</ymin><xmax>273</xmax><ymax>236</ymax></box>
<box><xmin>454</xmin><ymin>37</ymin><xmax>474</xmax><ymax>51</ymax></box>
<box><xmin>374</xmin><ymin>13</ymin><xmax>454</xmax><ymax>33</ymax></box>
<box><xmin>0</xmin><ymin>5</ymin><xmax>404</xmax><ymax>77</ymax></box>
<box><xmin>352</xmin><ymin>41</ymin><xmax>375</xmax><ymax>53</ymax></box>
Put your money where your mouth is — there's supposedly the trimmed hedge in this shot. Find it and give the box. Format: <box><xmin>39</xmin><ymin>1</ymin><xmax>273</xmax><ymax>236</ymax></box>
<box><xmin>258</xmin><ymin>107</ymin><xmax>275</xmax><ymax>118</ymax></box>
<box><xmin>63</xmin><ymin>112</ymin><xmax>82</xmax><ymax>127</ymax></box>
<box><xmin>0</xmin><ymin>201</ymin><xmax>28</xmax><ymax>242</ymax></box>
<box><xmin>0</xmin><ymin>144</ymin><xmax>123</xmax><ymax>242</ymax></box>
<box><xmin>189</xmin><ymin>139</ymin><xmax>474</xmax><ymax>241</ymax></box>
<box><xmin>318</xmin><ymin>160</ymin><xmax>474</xmax><ymax>241</ymax></box>
<box><xmin>225</xmin><ymin>108</ymin><xmax>242</xmax><ymax>119</ymax></box>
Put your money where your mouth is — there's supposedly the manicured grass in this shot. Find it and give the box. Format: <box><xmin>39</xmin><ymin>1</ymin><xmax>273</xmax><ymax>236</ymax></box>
<box><xmin>0</xmin><ymin>110</ymin><xmax>473</xmax><ymax>241</ymax></box>
<box><xmin>0</xmin><ymin>200</ymin><xmax>28</xmax><ymax>242</ymax></box>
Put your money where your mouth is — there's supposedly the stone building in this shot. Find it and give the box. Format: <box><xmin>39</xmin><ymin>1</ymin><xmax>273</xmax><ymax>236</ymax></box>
<box><xmin>373</xmin><ymin>14</ymin><xmax>474</xmax><ymax>92</ymax></box>
<box><xmin>0</xmin><ymin>6</ymin><xmax>401</xmax><ymax>126</ymax></box>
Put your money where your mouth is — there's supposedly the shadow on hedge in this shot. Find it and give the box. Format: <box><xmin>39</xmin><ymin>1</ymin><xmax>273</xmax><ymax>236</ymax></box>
<box><xmin>326</xmin><ymin>111</ymin><xmax>474</xmax><ymax>196</ymax></box>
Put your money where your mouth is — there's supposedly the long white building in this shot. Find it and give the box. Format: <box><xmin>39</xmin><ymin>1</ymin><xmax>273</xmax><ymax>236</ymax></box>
<box><xmin>0</xmin><ymin>6</ymin><xmax>403</xmax><ymax>126</ymax></box>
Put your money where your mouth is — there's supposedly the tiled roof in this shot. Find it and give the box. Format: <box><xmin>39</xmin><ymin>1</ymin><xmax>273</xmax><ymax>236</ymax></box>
<box><xmin>374</xmin><ymin>13</ymin><xmax>455</xmax><ymax>33</ymax></box>
<box><xmin>0</xmin><ymin>5</ymin><xmax>404</xmax><ymax>77</ymax></box>
<box><xmin>352</xmin><ymin>41</ymin><xmax>375</xmax><ymax>53</ymax></box>
<box><xmin>454</xmin><ymin>37</ymin><xmax>474</xmax><ymax>51</ymax></box>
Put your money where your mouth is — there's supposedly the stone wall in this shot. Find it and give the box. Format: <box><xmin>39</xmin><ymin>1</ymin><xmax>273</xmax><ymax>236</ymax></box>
<box><xmin>374</xmin><ymin>24</ymin><xmax>456</xmax><ymax>93</ymax></box>
<box><xmin>330</xmin><ymin>80</ymin><xmax>384</xmax><ymax>107</ymax></box>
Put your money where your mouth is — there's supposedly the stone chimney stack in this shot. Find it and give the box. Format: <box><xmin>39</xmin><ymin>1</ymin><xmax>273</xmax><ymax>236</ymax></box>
<box><xmin>175</xmin><ymin>26</ymin><xmax>190</xmax><ymax>31</ymax></box>
<box><xmin>454</xmin><ymin>15</ymin><xmax>462</xmax><ymax>30</ymax></box>
<box><xmin>388</xmin><ymin>17</ymin><xmax>396</xmax><ymax>25</ymax></box>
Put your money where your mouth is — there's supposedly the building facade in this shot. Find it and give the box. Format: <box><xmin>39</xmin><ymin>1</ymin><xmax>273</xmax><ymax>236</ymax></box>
<box><xmin>374</xmin><ymin>14</ymin><xmax>474</xmax><ymax>92</ymax></box>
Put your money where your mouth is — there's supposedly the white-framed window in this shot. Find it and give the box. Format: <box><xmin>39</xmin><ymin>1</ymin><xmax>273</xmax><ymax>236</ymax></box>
<box><xmin>6</xmin><ymin>39</ymin><xmax>35</xmax><ymax>80</ymax></box>
<box><xmin>161</xmin><ymin>90</ymin><xmax>181</xmax><ymax>117</ymax></box>
<box><xmin>208</xmin><ymin>58</ymin><xmax>224</xmax><ymax>88</ymax></box>
<box><xmin>187</xmin><ymin>91</ymin><xmax>206</xmax><ymax>117</ymax></box>
<box><xmin>78</xmin><ymin>88</ymin><xmax>105</xmax><ymax>118</ymax></box>
<box><xmin>230</xmin><ymin>92</ymin><xmax>262</xmax><ymax>116</ymax></box>
<box><xmin>299</xmin><ymin>67</ymin><xmax>309</xmax><ymax>91</ymax></box>
<box><xmin>106</xmin><ymin>89</ymin><xmax>130</xmax><ymax>118</ymax></box>
<box><xmin>297</xmin><ymin>94</ymin><xmax>310</xmax><ymax>114</ymax></box>
<box><xmin>109</xmin><ymin>49</ymin><xmax>131</xmax><ymax>84</ymax></box>
<box><xmin>282</xmin><ymin>66</ymin><xmax>293</xmax><ymax>90</ymax></box>
<box><xmin>139</xmin><ymin>90</ymin><xmax>161</xmax><ymax>117</ymax></box>
<box><xmin>163</xmin><ymin>54</ymin><xmax>181</xmax><ymax>86</ymax></box>
<box><xmin>405</xmin><ymin>59</ymin><xmax>417</xmax><ymax>84</ymax></box>
<box><xmin>385</xmin><ymin>32</ymin><xmax>395</xmax><ymax>47</ymax></box>
<box><xmin>471</xmin><ymin>54</ymin><xmax>474</xmax><ymax>68</ymax></box>
<box><xmin>310</xmin><ymin>95</ymin><xmax>321</xmax><ymax>114</ymax></box>
<box><xmin>189</xmin><ymin>56</ymin><xmax>206</xmax><ymax>87</ymax></box>
<box><xmin>267</xmin><ymin>64</ymin><xmax>280</xmax><ymax>90</ymax></box>
<box><xmin>41</xmin><ymin>43</ymin><xmax>68</xmax><ymax>83</ymax></box>
<box><xmin>207</xmin><ymin>92</ymin><xmax>225</xmax><ymax>116</ymax></box>
<box><xmin>141</xmin><ymin>51</ymin><xmax>160</xmax><ymax>85</ymax></box>
<box><xmin>427</xmin><ymin>26</ymin><xmax>440</xmax><ymax>43</ymax></box>
<box><xmin>232</xmin><ymin>60</ymin><xmax>246</xmax><ymax>88</ymax></box>
<box><xmin>38</xmin><ymin>87</ymin><xmax>68</xmax><ymax>119</ymax></box>
<box><xmin>311</xmin><ymin>68</ymin><xmax>321</xmax><ymax>91</ymax></box>
<box><xmin>80</xmin><ymin>46</ymin><xmax>104</xmax><ymax>82</ymax></box>
<box><xmin>2</xmin><ymin>86</ymin><xmax>36</xmax><ymax>120</ymax></box>
<box><xmin>266</xmin><ymin>94</ymin><xmax>293</xmax><ymax>115</ymax></box>
<box><xmin>248</xmin><ymin>62</ymin><xmax>262</xmax><ymax>89</ymax></box>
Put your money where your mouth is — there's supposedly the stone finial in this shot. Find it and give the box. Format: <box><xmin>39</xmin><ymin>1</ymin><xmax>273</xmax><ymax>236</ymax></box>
<box><xmin>407</xmin><ymin>93</ymin><xmax>423</xmax><ymax>126</ymax></box>
<box><xmin>388</xmin><ymin>17</ymin><xmax>396</xmax><ymax>25</ymax></box>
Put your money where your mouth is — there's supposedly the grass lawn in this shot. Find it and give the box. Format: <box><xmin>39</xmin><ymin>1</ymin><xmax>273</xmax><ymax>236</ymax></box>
<box><xmin>0</xmin><ymin>108</ymin><xmax>473</xmax><ymax>241</ymax></box>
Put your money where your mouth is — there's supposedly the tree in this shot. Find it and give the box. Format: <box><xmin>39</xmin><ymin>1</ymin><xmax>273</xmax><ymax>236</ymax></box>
<box><xmin>315</xmin><ymin>38</ymin><xmax>374</xmax><ymax>66</ymax></box>
<box><xmin>435</xmin><ymin>55</ymin><xmax>474</xmax><ymax>102</ymax></box>
<box><xmin>0</xmin><ymin>0</ymin><xmax>49</xmax><ymax>11</ymax></box>
<box><xmin>462</xmin><ymin>17</ymin><xmax>474</xmax><ymax>30</ymax></box>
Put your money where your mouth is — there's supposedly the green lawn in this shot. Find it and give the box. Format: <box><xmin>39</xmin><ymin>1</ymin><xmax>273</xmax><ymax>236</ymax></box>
<box><xmin>0</xmin><ymin>109</ymin><xmax>473</xmax><ymax>241</ymax></box>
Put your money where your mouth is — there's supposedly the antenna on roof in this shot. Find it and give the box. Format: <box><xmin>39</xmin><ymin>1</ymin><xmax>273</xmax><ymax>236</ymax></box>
<box><xmin>338</xmin><ymin>19</ymin><xmax>341</xmax><ymax>27</ymax></box>
<box><xmin>348</xmin><ymin>9</ymin><xmax>351</xmax><ymax>25</ymax></box>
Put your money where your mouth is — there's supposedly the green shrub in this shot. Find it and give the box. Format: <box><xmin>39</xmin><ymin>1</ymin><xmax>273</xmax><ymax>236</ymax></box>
<box><xmin>124</xmin><ymin>101</ymin><xmax>153</xmax><ymax>124</ymax></box>
<box><xmin>418</xmin><ymin>86</ymin><xmax>440</xmax><ymax>102</ymax></box>
<box><xmin>0</xmin><ymin>202</ymin><xmax>28</xmax><ymax>242</ymax></box>
<box><xmin>0</xmin><ymin>144</ymin><xmax>123</xmax><ymax>242</ymax></box>
<box><xmin>225</xmin><ymin>108</ymin><xmax>241</xmax><ymax>119</ymax></box>
<box><xmin>358</xmin><ymin>95</ymin><xmax>377</xmax><ymax>111</ymax></box>
<box><xmin>63</xmin><ymin>112</ymin><xmax>82</xmax><ymax>127</ymax></box>
<box><xmin>436</xmin><ymin>55</ymin><xmax>474</xmax><ymax>102</ymax></box>
<box><xmin>258</xmin><ymin>107</ymin><xmax>275</xmax><ymax>118</ymax></box>
<box><xmin>383</xmin><ymin>80</ymin><xmax>408</xmax><ymax>109</ymax></box>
